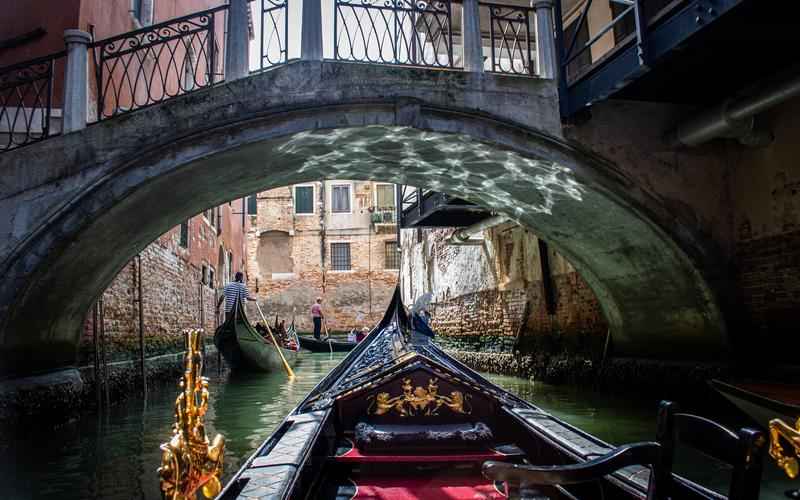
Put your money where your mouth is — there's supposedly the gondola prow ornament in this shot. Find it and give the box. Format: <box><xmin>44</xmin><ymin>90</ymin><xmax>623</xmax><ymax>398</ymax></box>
<box><xmin>769</xmin><ymin>417</ymin><xmax>800</xmax><ymax>479</ymax></box>
<box><xmin>158</xmin><ymin>329</ymin><xmax>225</xmax><ymax>499</ymax></box>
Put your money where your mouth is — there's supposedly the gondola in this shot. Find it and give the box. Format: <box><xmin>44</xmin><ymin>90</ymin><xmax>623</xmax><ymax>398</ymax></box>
<box><xmin>297</xmin><ymin>334</ymin><xmax>357</xmax><ymax>352</ymax></box>
<box><xmin>213</xmin><ymin>298</ymin><xmax>299</xmax><ymax>372</ymax></box>
<box><xmin>215</xmin><ymin>289</ymin><xmax>765</xmax><ymax>500</ymax></box>
<box><xmin>711</xmin><ymin>379</ymin><xmax>800</xmax><ymax>427</ymax></box>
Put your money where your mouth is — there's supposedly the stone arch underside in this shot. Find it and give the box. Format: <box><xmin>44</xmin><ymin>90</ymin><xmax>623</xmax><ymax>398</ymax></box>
<box><xmin>0</xmin><ymin>61</ymin><xmax>727</xmax><ymax>378</ymax></box>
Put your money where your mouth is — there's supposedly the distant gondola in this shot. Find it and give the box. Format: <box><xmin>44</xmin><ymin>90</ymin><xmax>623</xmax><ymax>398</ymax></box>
<box><xmin>216</xmin><ymin>289</ymin><xmax>764</xmax><ymax>500</ymax></box>
<box><xmin>213</xmin><ymin>299</ymin><xmax>299</xmax><ymax>372</ymax></box>
<box><xmin>711</xmin><ymin>379</ymin><xmax>800</xmax><ymax>427</ymax></box>
<box><xmin>297</xmin><ymin>335</ymin><xmax>357</xmax><ymax>352</ymax></box>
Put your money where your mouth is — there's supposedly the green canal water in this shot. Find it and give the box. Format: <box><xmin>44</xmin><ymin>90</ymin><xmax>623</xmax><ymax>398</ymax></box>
<box><xmin>0</xmin><ymin>353</ymin><xmax>793</xmax><ymax>499</ymax></box>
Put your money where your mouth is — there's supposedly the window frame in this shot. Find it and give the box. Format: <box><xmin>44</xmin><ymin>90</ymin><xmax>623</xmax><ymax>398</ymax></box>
<box><xmin>293</xmin><ymin>184</ymin><xmax>315</xmax><ymax>216</ymax></box>
<box><xmin>374</xmin><ymin>183</ymin><xmax>396</xmax><ymax>211</ymax></box>
<box><xmin>330</xmin><ymin>182</ymin><xmax>353</xmax><ymax>214</ymax></box>
<box><xmin>179</xmin><ymin>220</ymin><xmax>189</xmax><ymax>249</ymax></box>
<box><xmin>329</xmin><ymin>241</ymin><xmax>352</xmax><ymax>272</ymax></box>
<box><xmin>384</xmin><ymin>240</ymin><xmax>400</xmax><ymax>269</ymax></box>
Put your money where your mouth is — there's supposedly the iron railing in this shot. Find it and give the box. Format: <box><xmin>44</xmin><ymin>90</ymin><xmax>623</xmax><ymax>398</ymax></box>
<box><xmin>560</xmin><ymin>0</ymin><xmax>647</xmax><ymax>84</ymax></box>
<box><xmin>334</xmin><ymin>0</ymin><xmax>456</xmax><ymax>68</ymax></box>
<box><xmin>0</xmin><ymin>51</ymin><xmax>65</xmax><ymax>151</ymax></box>
<box><xmin>259</xmin><ymin>0</ymin><xmax>289</xmax><ymax>69</ymax></box>
<box><xmin>91</xmin><ymin>4</ymin><xmax>228</xmax><ymax>121</ymax></box>
<box><xmin>481</xmin><ymin>2</ymin><xmax>536</xmax><ymax>76</ymax></box>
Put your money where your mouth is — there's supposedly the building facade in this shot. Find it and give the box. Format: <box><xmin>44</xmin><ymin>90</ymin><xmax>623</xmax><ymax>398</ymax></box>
<box><xmin>246</xmin><ymin>181</ymin><xmax>399</xmax><ymax>333</ymax></box>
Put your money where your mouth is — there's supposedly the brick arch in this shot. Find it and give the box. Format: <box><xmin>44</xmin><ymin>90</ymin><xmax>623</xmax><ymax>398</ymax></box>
<box><xmin>0</xmin><ymin>61</ymin><xmax>728</xmax><ymax>377</ymax></box>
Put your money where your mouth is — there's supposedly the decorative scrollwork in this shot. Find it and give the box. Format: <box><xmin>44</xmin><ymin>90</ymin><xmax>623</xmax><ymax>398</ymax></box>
<box><xmin>368</xmin><ymin>377</ymin><xmax>471</xmax><ymax>416</ymax></box>
<box><xmin>769</xmin><ymin>417</ymin><xmax>800</xmax><ymax>479</ymax></box>
<box><xmin>259</xmin><ymin>0</ymin><xmax>289</xmax><ymax>69</ymax></box>
<box><xmin>158</xmin><ymin>329</ymin><xmax>225</xmax><ymax>500</ymax></box>
<box><xmin>335</xmin><ymin>0</ymin><xmax>455</xmax><ymax>68</ymax></box>
<box><xmin>91</xmin><ymin>5</ymin><xmax>227</xmax><ymax>121</ymax></box>
<box><xmin>481</xmin><ymin>2</ymin><xmax>535</xmax><ymax>75</ymax></box>
<box><xmin>0</xmin><ymin>53</ymin><xmax>63</xmax><ymax>151</ymax></box>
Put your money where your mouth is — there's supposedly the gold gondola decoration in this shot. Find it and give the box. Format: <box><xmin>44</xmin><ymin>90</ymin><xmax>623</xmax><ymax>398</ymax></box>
<box><xmin>769</xmin><ymin>417</ymin><xmax>800</xmax><ymax>479</ymax></box>
<box><xmin>368</xmin><ymin>377</ymin><xmax>471</xmax><ymax>417</ymax></box>
<box><xmin>158</xmin><ymin>329</ymin><xmax>225</xmax><ymax>500</ymax></box>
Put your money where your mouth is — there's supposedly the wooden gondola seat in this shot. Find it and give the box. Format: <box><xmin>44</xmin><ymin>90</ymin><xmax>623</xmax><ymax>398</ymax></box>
<box><xmin>655</xmin><ymin>400</ymin><xmax>765</xmax><ymax>500</ymax></box>
<box><xmin>482</xmin><ymin>441</ymin><xmax>665</xmax><ymax>500</ymax></box>
<box><xmin>354</xmin><ymin>421</ymin><xmax>494</xmax><ymax>453</ymax></box>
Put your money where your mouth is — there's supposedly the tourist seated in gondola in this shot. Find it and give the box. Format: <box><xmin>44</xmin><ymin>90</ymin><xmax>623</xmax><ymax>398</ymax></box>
<box><xmin>216</xmin><ymin>272</ymin><xmax>255</xmax><ymax>321</ymax></box>
<box><xmin>355</xmin><ymin>326</ymin><xmax>369</xmax><ymax>342</ymax></box>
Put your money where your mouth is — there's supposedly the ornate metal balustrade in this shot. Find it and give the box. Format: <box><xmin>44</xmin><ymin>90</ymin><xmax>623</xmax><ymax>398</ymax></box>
<box><xmin>480</xmin><ymin>2</ymin><xmax>536</xmax><ymax>76</ymax></box>
<box><xmin>334</xmin><ymin>0</ymin><xmax>456</xmax><ymax>68</ymax></box>
<box><xmin>91</xmin><ymin>5</ymin><xmax>228</xmax><ymax>121</ymax></box>
<box><xmin>259</xmin><ymin>0</ymin><xmax>289</xmax><ymax>69</ymax></box>
<box><xmin>0</xmin><ymin>52</ymin><xmax>65</xmax><ymax>151</ymax></box>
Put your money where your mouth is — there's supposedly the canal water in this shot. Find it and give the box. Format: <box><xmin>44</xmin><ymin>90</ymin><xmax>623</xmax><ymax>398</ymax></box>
<box><xmin>0</xmin><ymin>353</ymin><xmax>793</xmax><ymax>499</ymax></box>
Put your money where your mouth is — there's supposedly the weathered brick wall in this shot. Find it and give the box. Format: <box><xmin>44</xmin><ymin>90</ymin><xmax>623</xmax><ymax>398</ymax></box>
<box><xmin>80</xmin><ymin>202</ymin><xmax>247</xmax><ymax>366</ymax></box>
<box><xmin>403</xmin><ymin>224</ymin><xmax>607</xmax><ymax>355</ymax></box>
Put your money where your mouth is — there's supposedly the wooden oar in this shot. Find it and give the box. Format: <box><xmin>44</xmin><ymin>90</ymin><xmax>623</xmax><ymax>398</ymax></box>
<box><xmin>323</xmin><ymin>318</ymin><xmax>333</xmax><ymax>354</ymax></box>
<box><xmin>255</xmin><ymin>301</ymin><xmax>295</xmax><ymax>379</ymax></box>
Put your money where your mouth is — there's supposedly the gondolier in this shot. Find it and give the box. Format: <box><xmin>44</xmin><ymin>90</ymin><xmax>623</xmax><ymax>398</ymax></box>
<box><xmin>216</xmin><ymin>272</ymin><xmax>255</xmax><ymax>321</ymax></box>
<box><xmin>311</xmin><ymin>297</ymin><xmax>324</xmax><ymax>340</ymax></box>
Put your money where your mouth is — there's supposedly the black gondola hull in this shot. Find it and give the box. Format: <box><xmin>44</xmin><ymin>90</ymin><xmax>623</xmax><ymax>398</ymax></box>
<box><xmin>297</xmin><ymin>335</ymin><xmax>357</xmax><ymax>352</ymax></box>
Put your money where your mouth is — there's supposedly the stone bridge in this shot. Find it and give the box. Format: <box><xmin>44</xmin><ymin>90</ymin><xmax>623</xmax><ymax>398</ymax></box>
<box><xmin>0</xmin><ymin>58</ymin><xmax>729</xmax><ymax>379</ymax></box>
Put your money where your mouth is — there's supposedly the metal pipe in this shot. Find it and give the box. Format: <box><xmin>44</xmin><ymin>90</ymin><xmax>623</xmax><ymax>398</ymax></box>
<box><xmin>446</xmin><ymin>214</ymin><xmax>509</xmax><ymax>245</ymax></box>
<box><xmin>93</xmin><ymin>302</ymin><xmax>100</xmax><ymax>408</ymax></box>
<box><xmin>672</xmin><ymin>72</ymin><xmax>800</xmax><ymax>147</ymax></box>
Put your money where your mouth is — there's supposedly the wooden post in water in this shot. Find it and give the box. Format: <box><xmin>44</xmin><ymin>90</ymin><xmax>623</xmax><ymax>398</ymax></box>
<box><xmin>99</xmin><ymin>297</ymin><xmax>109</xmax><ymax>407</ymax></box>
<box><xmin>93</xmin><ymin>302</ymin><xmax>101</xmax><ymax>408</ymax></box>
<box><xmin>136</xmin><ymin>254</ymin><xmax>147</xmax><ymax>396</ymax></box>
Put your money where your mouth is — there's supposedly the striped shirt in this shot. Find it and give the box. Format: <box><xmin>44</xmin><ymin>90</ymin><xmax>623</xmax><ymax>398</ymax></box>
<box><xmin>223</xmin><ymin>281</ymin><xmax>250</xmax><ymax>313</ymax></box>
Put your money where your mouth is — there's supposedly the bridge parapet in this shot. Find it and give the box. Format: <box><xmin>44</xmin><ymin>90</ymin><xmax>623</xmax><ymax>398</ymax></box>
<box><xmin>0</xmin><ymin>0</ymin><xmax>557</xmax><ymax>153</ymax></box>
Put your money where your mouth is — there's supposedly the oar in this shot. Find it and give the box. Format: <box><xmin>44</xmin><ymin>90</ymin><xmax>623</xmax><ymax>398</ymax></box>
<box><xmin>255</xmin><ymin>301</ymin><xmax>295</xmax><ymax>379</ymax></box>
<box><xmin>323</xmin><ymin>318</ymin><xmax>333</xmax><ymax>354</ymax></box>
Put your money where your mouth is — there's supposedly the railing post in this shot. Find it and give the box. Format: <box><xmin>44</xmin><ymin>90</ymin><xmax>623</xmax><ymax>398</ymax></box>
<box><xmin>301</xmin><ymin>0</ymin><xmax>324</xmax><ymax>61</ymax></box>
<box><xmin>533</xmin><ymin>0</ymin><xmax>557</xmax><ymax>79</ymax></box>
<box><xmin>461</xmin><ymin>0</ymin><xmax>484</xmax><ymax>73</ymax></box>
<box><xmin>62</xmin><ymin>29</ymin><xmax>91</xmax><ymax>133</ymax></box>
<box><xmin>226</xmin><ymin>0</ymin><xmax>251</xmax><ymax>80</ymax></box>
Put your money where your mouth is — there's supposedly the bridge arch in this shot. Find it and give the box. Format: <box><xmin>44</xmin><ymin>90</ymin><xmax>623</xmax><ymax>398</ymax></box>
<box><xmin>0</xmin><ymin>61</ymin><xmax>727</xmax><ymax>377</ymax></box>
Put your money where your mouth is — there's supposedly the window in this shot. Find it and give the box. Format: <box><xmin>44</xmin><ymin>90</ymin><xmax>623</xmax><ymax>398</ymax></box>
<box><xmin>294</xmin><ymin>185</ymin><xmax>314</xmax><ymax>214</ymax></box>
<box><xmin>201</xmin><ymin>264</ymin><xmax>208</xmax><ymax>285</ymax></box>
<box><xmin>375</xmin><ymin>184</ymin><xmax>395</xmax><ymax>210</ymax></box>
<box><xmin>247</xmin><ymin>195</ymin><xmax>258</xmax><ymax>215</ymax></box>
<box><xmin>332</xmin><ymin>184</ymin><xmax>351</xmax><ymax>213</ymax></box>
<box><xmin>227</xmin><ymin>251</ymin><xmax>234</xmax><ymax>283</ymax></box>
<box><xmin>610</xmin><ymin>2</ymin><xmax>635</xmax><ymax>45</ymax></box>
<box><xmin>330</xmin><ymin>242</ymin><xmax>351</xmax><ymax>271</ymax></box>
<box><xmin>208</xmin><ymin>267</ymin><xmax>215</xmax><ymax>289</ymax></box>
<box><xmin>179</xmin><ymin>221</ymin><xmax>189</xmax><ymax>248</ymax></box>
<box><xmin>384</xmin><ymin>241</ymin><xmax>400</xmax><ymax>269</ymax></box>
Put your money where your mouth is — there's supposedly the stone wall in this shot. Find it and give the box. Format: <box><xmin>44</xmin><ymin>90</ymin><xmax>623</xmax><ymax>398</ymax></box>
<box><xmin>402</xmin><ymin>224</ymin><xmax>608</xmax><ymax>357</ymax></box>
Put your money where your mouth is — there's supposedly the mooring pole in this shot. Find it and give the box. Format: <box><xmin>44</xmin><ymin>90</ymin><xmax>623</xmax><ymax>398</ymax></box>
<box><xmin>99</xmin><ymin>297</ymin><xmax>109</xmax><ymax>407</ymax></box>
<box><xmin>215</xmin><ymin>289</ymin><xmax>222</xmax><ymax>374</ymax></box>
<box><xmin>93</xmin><ymin>301</ymin><xmax>101</xmax><ymax>408</ymax></box>
<box><xmin>136</xmin><ymin>254</ymin><xmax>147</xmax><ymax>396</ymax></box>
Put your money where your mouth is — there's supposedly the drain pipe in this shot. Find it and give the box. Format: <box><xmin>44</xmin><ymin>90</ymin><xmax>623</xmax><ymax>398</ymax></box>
<box><xmin>670</xmin><ymin>72</ymin><xmax>800</xmax><ymax>147</ymax></box>
<box><xmin>446</xmin><ymin>214</ymin><xmax>509</xmax><ymax>245</ymax></box>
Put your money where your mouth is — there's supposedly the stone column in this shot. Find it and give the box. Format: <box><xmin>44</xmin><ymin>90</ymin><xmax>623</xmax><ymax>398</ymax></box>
<box><xmin>301</xmin><ymin>0</ymin><xmax>323</xmax><ymax>61</ymax></box>
<box><xmin>225</xmin><ymin>0</ymin><xmax>251</xmax><ymax>80</ymax></box>
<box><xmin>461</xmin><ymin>0</ymin><xmax>484</xmax><ymax>73</ymax></box>
<box><xmin>533</xmin><ymin>0</ymin><xmax>557</xmax><ymax>79</ymax></box>
<box><xmin>62</xmin><ymin>30</ymin><xmax>91</xmax><ymax>134</ymax></box>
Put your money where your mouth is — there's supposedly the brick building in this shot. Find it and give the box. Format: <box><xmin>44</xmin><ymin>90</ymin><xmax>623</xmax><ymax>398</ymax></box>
<box><xmin>81</xmin><ymin>199</ymin><xmax>249</xmax><ymax>363</ymax></box>
<box><xmin>246</xmin><ymin>181</ymin><xmax>399</xmax><ymax>332</ymax></box>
